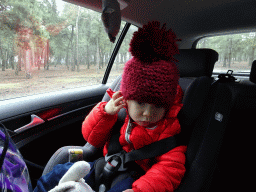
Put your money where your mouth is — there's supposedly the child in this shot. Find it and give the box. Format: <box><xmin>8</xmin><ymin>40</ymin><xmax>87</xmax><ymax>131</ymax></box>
<box><xmin>34</xmin><ymin>21</ymin><xmax>187</xmax><ymax>192</ymax></box>
<box><xmin>82</xmin><ymin>21</ymin><xmax>187</xmax><ymax>192</ymax></box>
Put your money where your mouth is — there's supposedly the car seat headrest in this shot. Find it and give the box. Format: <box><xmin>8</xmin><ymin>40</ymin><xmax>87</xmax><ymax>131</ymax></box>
<box><xmin>178</xmin><ymin>76</ymin><xmax>212</xmax><ymax>126</ymax></box>
<box><xmin>174</xmin><ymin>49</ymin><xmax>218</xmax><ymax>77</ymax></box>
<box><xmin>250</xmin><ymin>60</ymin><xmax>256</xmax><ymax>84</ymax></box>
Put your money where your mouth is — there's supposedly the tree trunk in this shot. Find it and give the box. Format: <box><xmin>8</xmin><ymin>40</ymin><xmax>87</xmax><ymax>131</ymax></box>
<box><xmin>31</xmin><ymin>47</ymin><xmax>35</xmax><ymax>69</ymax></box>
<box><xmin>10</xmin><ymin>46</ymin><xmax>15</xmax><ymax>70</ymax></box>
<box><xmin>71</xmin><ymin>25</ymin><xmax>75</xmax><ymax>71</ymax></box>
<box><xmin>228</xmin><ymin>38</ymin><xmax>232</xmax><ymax>67</ymax></box>
<box><xmin>99</xmin><ymin>49</ymin><xmax>104</xmax><ymax>69</ymax></box>
<box><xmin>116</xmin><ymin>53</ymin><xmax>119</xmax><ymax>71</ymax></box>
<box><xmin>1</xmin><ymin>50</ymin><xmax>6</xmax><ymax>71</ymax></box>
<box><xmin>122</xmin><ymin>53</ymin><xmax>125</xmax><ymax>64</ymax></box>
<box><xmin>65</xmin><ymin>53</ymin><xmax>69</xmax><ymax>70</ymax></box>
<box><xmin>25</xmin><ymin>49</ymin><xmax>32</xmax><ymax>79</ymax></box>
<box><xmin>10</xmin><ymin>55</ymin><xmax>14</xmax><ymax>69</ymax></box>
<box><xmin>238</xmin><ymin>55</ymin><xmax>241</xmax><ymax>64</ymax></box>
<box><xmin>86</xmin><ymin>44</ymin><xmax>90</xmax><ymax>69</ymax></box>
<box><xmin>85</xmin><ymin>14</ymin><xmax>91</xmax><ymax>70</ymax></box>
<box><xmin>223</xmin><ymin>56</ymin><xmax>227</xmax><ymax>67</ymax></box>
<box><xmin>65</xmin><ymin>33</ymin><xmax>72</xmax><ymax>70</ymax></box>
<box><xmin>76</xmin><ymin>7</ymin><xmax>81</xmax><ymax>72</ymax></box>
<box><xmin>1</xmin><ymin>60</ymin><xmax>4</xmax><ymax>71</ymax></box>
<box><xmin>65</xmin><ymin>44</ymin><xmax>70</xmax><ymax>70</ymax></box>
<box><xmin>71</xmin><ymin>46</ymin><xmax>75</xmax><ymax>71</ymax></box>
<box><xmin>96</xmin><ymin>37</ymin><xmax>100</xmax><ymax>74</ymax></box>
<box><xmin>128</xmin><ymin>52</ymin><xmax>132</xmax><ymax>60</ymax></box>
<box><xmin>16</xmin><ymin>49</ymin><xmax>22</xmax><ymax>75</ymax></box>
<box><xmin>248</xmin><ymin>47</ymin><xmax>255</xmax><ymax>66</ymax></box>
<box><xmin>6</xmin><ymin>50</ymin><xmax>9</xmax><ymax>69</ymax></box>
<box><xmin>93</xmin><ymin>54</ymin><xmax>96</xmax><ymax>66</ymax></box>
<box><xmin>38</xmin><ymin>50</ymin><xmax>41</xmax><ymax>70</ymax></box>
<box><xmin>44</xmin><ymin>41</ymin><xmax>49</xmax><ymax>70</ymax></box>
<box><xmin>228</xmin><ymin>52</ymin><xmax>231</xmax><ymax>68</ymax></box>
<box><xmin>0</xmin><ymin>41</ymin><xmax>4</xmax><ymax>71</ymax></box>
<box><xmin>46</xmin><ymin>40</ymin><xmax>50</xmax><ymax>70</ymax></box>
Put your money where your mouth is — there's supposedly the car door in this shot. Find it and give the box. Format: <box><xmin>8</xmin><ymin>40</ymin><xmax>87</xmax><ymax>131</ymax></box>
<box><xmin>0</xmin><ymin>0</ymin><xmax>136</xmax><ymax>187</ymax></box>
<box><xmin>0</xmin><ymin>82</ymin><xmax>108</xmax><ymax>185</ymax></box>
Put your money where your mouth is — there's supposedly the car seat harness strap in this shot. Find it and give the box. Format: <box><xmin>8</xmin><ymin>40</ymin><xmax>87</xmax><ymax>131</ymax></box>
<box><xmin>94</xmin><ymin>132</ymin><xmax>177</xmax><ymax>192</ymax></box>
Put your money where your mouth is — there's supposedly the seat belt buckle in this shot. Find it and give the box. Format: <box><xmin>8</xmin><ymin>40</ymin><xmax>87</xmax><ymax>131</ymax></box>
<box><xmin>98</xmin><ymin>153</ymin><xmax>127</xmax><ymax>192</ymax></box>
<box><xmin>105</xmin><ymin>152</ymin><xmax>128</xmax><ymax>171</ymax></box>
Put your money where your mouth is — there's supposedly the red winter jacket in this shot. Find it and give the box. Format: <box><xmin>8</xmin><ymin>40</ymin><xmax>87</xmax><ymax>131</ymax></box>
<box><xmin>82</xmin><ymin>85</ymin><xmax>187</xmax><ymax>192</ymax></box>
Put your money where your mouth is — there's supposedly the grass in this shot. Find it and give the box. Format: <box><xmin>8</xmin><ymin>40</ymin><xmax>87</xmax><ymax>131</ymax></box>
<box><xmin>0</xmin><ymin>64</ymin><xmax>124</xmax><ymax>100</ymax></box>
<box><xmin>0</xmin><ymin>83</ymin><xmax>22</xmax><ymax>89</ymax></box>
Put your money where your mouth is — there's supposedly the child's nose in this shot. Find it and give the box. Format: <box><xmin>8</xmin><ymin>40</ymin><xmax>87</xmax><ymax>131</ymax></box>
<box><xmin>143</xmin><ymin>104</ymin><xmax>153</xmax><ymax>117</ymax></box>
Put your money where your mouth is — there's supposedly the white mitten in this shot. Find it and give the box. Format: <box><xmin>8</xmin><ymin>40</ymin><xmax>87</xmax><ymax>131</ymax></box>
<box><xmin>49</xmin><ymin>161</ymin><xmax>94</xmax><ymax>192</ymax></box>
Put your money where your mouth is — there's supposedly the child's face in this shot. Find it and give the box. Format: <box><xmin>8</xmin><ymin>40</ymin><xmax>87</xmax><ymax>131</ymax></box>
<box><xmin>126</xmin><ymin>100</ymin><xmax>165</xmax><ymax>127</ymax></box>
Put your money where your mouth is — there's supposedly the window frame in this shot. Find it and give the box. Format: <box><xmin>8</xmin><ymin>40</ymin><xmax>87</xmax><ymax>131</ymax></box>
<box><xmin>102</xmin><ymin>23</ymin><xmax>131</xmax><ymax>84</ymax></box>
<box><xmin>194</xmin><ymin>35</ymin><xmax>252</xmax><ymax>77</ymax></box>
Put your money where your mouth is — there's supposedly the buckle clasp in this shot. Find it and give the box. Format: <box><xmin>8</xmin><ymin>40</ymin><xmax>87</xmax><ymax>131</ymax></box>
<box><xmin>104</xmin><ymin>151</ymin><xmax>127</xmax><ymax>171</ymax></box>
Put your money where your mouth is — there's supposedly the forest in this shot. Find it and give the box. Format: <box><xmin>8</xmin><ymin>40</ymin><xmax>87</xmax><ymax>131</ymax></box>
<box><xmin>0</xmin><ymin>0</ymin><xmax>134</xmax><ymax>77</ymax></box>
<box><xmin>197</xmin><ymin>32</ymin><xmax>256</xmax><ymax>69</ymax></box>
<box><xmin>1</xmin><ymin>0</ymin><xmax>255</xmax><ymax>77</ymax></box>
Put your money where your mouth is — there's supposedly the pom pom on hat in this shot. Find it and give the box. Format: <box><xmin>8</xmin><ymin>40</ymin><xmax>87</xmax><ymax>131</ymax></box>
<box><xmin>121</xmin><ymin>21</ymin><xmax>181</xmax><ymax>109</ymax></box>
<box><xmin>129</xmin><ymin>21</ymin><xmax>181</xmax><ymax>63</ymax></box>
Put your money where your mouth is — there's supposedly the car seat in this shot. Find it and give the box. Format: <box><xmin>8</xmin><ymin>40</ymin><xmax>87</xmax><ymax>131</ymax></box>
<box><xmin>42</xmin><ymin>49</ymin><xmax>221</xmax><ymax>192</ymax></box>
<box><xmin>209</xmin><ymin>60</ymin><xmax>256</xmax><ymax>191</ymax></box>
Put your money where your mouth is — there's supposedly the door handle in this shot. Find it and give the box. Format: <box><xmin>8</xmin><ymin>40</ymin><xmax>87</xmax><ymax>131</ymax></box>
<box><xmin>14</xmin><ymin>114</ymin><xmax>45</xmax><ymax>134</ymax></box>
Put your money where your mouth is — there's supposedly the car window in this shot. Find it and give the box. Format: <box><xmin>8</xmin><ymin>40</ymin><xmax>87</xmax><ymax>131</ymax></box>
<box><xmin>0</xmin><ymin>0</ymin><xmax>134</xmax><ymax>101</ymax></box>
<box><xmin>196</xmin><ymin>33</ymin><xmax>255</xmax><ymax>74</ymax></box>
<box><xmin>107</xmin><ymin>25</ymin><xmax>138</xmax><ymax>84</ymax></box>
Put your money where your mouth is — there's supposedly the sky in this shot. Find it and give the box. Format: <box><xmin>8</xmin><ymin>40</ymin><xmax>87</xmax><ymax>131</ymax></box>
<box><xmin>37</xmin><ymin>0</ymin><xmax>66</xmax><ymax>14</ymax></box>
<box><xmin>55</xmin><ymin>0</ymin><xmax>66</xmax><ymax>14</ymax></box>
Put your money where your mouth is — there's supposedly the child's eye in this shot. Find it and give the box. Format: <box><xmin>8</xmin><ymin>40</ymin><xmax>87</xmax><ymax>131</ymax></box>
<box><xmin>155</xmin><ymin>103</ymin><xmax>164</xmax><ymax>108</ymax></box>
<box><xmin>137</xmin><ymin>101</ymin><xmax>144</xmax><ymax>105</ymax></box>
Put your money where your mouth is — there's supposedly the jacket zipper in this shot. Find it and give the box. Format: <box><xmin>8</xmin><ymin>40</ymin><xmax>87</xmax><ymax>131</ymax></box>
<box><xmin>125</xmin><ymin>118</ymin><xmax>132</xmax><ymax>144</ymax></box>
<box><xmin>125</xmin><ymin>119</ymin><xmax>158</xmax><ymax>144</ymax></box>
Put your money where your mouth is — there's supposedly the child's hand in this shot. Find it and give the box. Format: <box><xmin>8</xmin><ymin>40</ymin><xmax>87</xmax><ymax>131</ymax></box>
<box><xmin>123</xmin><ymin>189</ymin><xmax>134</xmax><ymax>192</ymax></box>
<box><xmin>104</xmin><ymin>91</ymin><xmax>126</xmax><ymax>115</ymax></box>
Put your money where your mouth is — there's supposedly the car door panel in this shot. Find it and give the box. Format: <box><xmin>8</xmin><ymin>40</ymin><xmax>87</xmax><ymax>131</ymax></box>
<box><xmin>0</xmin><ymin>84</ymin><xmax>108</xmax><ymax>122</ymax></box>
<box><xmin>0</xmin><ymin>84</ymin><xmax>109</xmax><ymax>168</ymax></box>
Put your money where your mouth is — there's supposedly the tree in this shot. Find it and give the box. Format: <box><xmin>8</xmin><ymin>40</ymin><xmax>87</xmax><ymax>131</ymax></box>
<box><xmin>0</xmin><ymin>0</ymin><xmax>52</xmax><ymax>75</ymax></box>
<box><xmin>75</xmin><ymin>6</ymin><xmax>81</xmax><ymax>72</ymax></box>
<box><xmin>241</xmin><ymin>32</ymin><xmax>256</xmax><ymax>66</ymax></box>
<box><xmin>0</xmin><ymin>0</ymin><xmax>136</xmax><ymax>77</ymax></box>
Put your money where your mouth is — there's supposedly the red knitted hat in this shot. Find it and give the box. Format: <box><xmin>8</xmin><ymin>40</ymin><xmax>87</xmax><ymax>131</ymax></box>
<box><xmin>120</xmin><ymin>21</ymin><xmax>181</xmax><ymax>109</ymax></box>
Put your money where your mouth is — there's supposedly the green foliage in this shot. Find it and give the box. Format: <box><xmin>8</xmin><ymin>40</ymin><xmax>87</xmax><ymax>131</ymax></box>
<box><xmin>197</xmin><ymin>32</ymin><xmax>256</xmax><ymax>68</ymax></box>
<box><xmin>0</xmin><ymin>0</ymin><xmax>137</xmax><ymax>70</ymax></box>
<box><xmin>2</xmin><ymin>0</ymin><xmax>256</xmax><ymax>73</ymax></box>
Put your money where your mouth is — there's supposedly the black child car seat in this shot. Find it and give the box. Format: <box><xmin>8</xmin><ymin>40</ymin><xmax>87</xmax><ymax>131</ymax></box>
<box><xmin>42</xmin><ymin>49</ymin><xmax>224</xmax><ymax>192</ymax></box>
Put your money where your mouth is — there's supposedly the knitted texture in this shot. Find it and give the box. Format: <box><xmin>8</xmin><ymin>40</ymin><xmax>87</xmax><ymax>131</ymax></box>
<box><xmin>121</xmin><ymin>21</ymin><xmax>180</xmax><ymax>108</ymax></box>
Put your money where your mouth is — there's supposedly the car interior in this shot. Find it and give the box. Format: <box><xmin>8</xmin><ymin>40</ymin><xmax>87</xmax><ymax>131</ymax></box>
<box><xmin>0</xmin><ymin>0</ymin><xmax>256</xmax><ymax>191</ymax></box>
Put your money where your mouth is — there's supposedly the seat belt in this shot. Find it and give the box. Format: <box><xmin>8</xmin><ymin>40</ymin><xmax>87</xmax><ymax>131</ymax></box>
<box><xmin>95</xmin><ymin>133</ymin><xmax>177</xmax><ymax>192</ymax></box>
<box><xmin>106</xmin><ymin>134</ymin><xmax>177</xmax><ymax>169</ymax></box>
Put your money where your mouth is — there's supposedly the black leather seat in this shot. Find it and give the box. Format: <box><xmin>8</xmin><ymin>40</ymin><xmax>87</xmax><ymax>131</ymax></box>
<box><xmin>209</xmin><ymin>60</ymin><xmax>256</xmax><ymax>191</ymax></box>
<box><xmin>42</xmin><ymin>48</ymin><xmax>219</xmax><ymax>192</ymax></box>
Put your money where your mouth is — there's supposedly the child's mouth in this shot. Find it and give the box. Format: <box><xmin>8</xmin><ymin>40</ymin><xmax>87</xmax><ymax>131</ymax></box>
<box><xmin>139</xmin><ymin>121</ymin><xmax>150</xmax><ymax>126</ymax></box>
<box><xmin>138</xmin><ymin>121</ymin><xmax>157</xmax><ymax>127</ymax></box>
